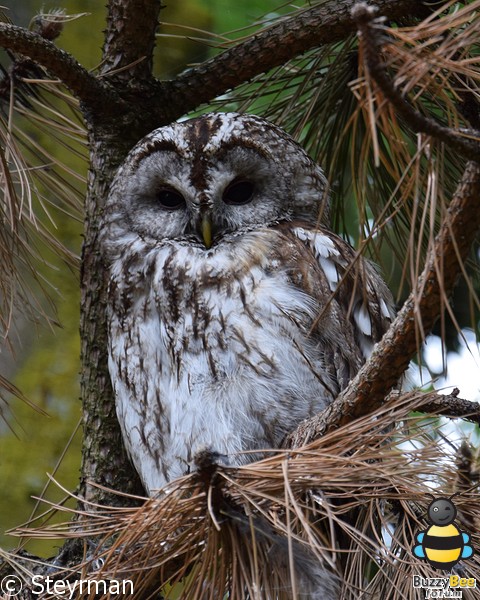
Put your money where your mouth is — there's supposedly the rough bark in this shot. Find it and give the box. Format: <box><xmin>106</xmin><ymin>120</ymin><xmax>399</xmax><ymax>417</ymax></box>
<box><xmin>78</xmin><ymin>0</ymin><xmax>163</xmax><ymax>503</ymax></box>
<box><xmin>0</xmin><ymin>23</ymin><xmax>115</xmax><ymax>112</ymax></box>
<box><xmin>101</xmin><ymin>0</ymin><xmax>161</xmax><ymax>80</ymax></box>
<box><xmin>79</xmin><ymin>130</ymin><xmax>145</xmax><ymax>503</ymax></box>
<box><xmin>158</xmin><ymin>0</ymin><xmax>431</xmax><ymax>124</ymax></box>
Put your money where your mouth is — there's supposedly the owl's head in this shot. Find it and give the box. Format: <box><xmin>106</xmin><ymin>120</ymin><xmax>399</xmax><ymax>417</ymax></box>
<box><xmin>105</xmin><ymin>113</ymin><xmax>329</xmax><ymax>249</ymax></box>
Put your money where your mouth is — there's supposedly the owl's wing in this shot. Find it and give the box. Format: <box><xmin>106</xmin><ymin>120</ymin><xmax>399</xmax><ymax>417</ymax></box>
<box><xmin>276</xmin><ymin>222</ymin><xmax>395</xmax><ymax>391</ymax></box>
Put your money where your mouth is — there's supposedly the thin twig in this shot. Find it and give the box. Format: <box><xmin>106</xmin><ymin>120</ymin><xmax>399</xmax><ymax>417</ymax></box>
<box><xmin>415</xmin><ymin>393</ymin><xmax>480</xmax><ymax>425</ymax></box>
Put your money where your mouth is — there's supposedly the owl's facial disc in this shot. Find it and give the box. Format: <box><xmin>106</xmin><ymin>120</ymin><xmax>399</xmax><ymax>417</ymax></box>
<box><xmin>114</xmin><ymin>112</ymin><xmax>329</xmax><ymax>247</ymax></box>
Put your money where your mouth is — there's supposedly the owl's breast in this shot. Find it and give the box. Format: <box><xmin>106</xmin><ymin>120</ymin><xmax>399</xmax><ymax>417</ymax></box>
<box><xmin>107</xmin><ymin>229</ymin><xmax>337</xmax><ymax>491</ymax></box>
<box><xmin>148</xmin><ymin>231</ymin><xmax>318</xmax><ymax>357</ymax></box>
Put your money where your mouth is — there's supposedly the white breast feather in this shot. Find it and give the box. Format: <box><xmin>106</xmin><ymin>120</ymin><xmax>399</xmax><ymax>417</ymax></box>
<box><xmin>108</xmin><ymin>230</ymin><xmax>337</xmax><ymax>493</ymax></box>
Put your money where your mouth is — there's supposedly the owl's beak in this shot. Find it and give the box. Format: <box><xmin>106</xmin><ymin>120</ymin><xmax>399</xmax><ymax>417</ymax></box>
<box><xmin>200</xmin><ymin>212</ymin><xmax>213</xmax><ymax>249</ymax></box>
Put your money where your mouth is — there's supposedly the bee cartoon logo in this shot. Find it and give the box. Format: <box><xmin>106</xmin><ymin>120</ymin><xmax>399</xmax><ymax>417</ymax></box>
<box><xmin>413</xmin><ymin>495</ymin><xmax>474</xmax><ymax>570</ymax></box>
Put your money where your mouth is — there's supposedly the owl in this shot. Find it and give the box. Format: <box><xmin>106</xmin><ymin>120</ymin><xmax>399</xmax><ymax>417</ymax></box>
<box><xmin>101</xmin><ymin>112</ymin><xmax>394</xmax><ymax>496</ymax></box>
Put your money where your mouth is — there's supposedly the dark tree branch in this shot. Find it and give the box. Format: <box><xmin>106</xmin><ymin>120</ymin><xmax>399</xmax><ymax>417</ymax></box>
<box><xmin>0</xmin><ymin>0</ymin><xmax>433</xmax><ymax>136</ymax></box>
<box><xmin>286</xmin><ymin>160</ymin><xmax>480</xmax><ymax>448</ymax></box>
<box><xmin>0</xmin><ymin>23</ymin><xmax>123</xmax><ymax>116</ymax></box>
<box><xmin>415</xmin><ymin>390</ymin><xmax>480</xmax><ymax>426</ymax></box>
<box><xmin>156</xmin><ymin>0</ymin><xmax>431</xmax><ymax>124</ymax></box>
<box><xmin>101</xmin><ymin>0</ymin><xmax>162</xmax><ymax>81</ymax></box>
<box><xmin>284</xmin><ymin>388</ymin><xmax>480</xmax><ymax>448</ymax></box>
<box><xmin>288</xmin><ymin>388</ymin><xmax>480</xmax><ymax>450</ymax></box>
<box><xmin>353</xmin><ymin>3</ymin><xmax>480</xmax><ymax>162</ymax></box>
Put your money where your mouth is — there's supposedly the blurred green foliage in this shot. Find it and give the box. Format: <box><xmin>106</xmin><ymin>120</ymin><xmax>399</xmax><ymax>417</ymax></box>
<box><xmin>0</xmin><ymin>0</ymin><xmax>94</xmax><ymax>555</ymax></box>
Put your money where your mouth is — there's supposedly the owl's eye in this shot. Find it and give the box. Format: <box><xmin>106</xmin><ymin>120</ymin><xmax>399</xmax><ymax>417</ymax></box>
<box><xmin>157</xmin><ymin>188</ymin><xmax>186</xmax><ymax>210</ymax></box>
<box><xmin>223</xmin><ymin>179</ymin><xmax>255</xmax><ymax>205</ymax></box>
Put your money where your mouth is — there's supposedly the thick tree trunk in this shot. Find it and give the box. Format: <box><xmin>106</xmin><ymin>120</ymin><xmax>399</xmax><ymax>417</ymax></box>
<box><xmin>78</xmin><ymin>0</ymin><xmax>163</xmax><ymax>503</ymax></box>
<box><xmin>79</xmin><ymin>129</ymin><xmax>145</xmax><ymax>503</ymax></box>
